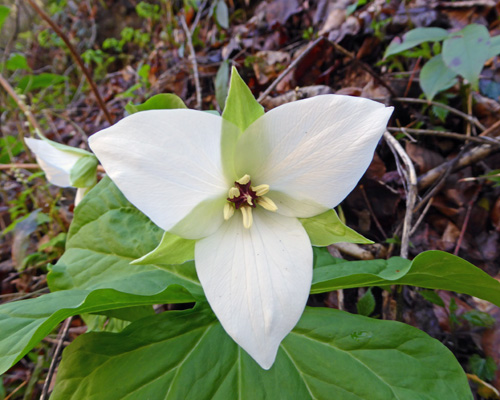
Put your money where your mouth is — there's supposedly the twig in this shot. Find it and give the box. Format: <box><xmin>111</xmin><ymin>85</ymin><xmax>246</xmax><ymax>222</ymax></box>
<box><xmin>387</xmin><ymin>127</ymin><xmax>500</xmax><ymax>145</ymax></box>
<box><xmin>4</xmin><ymin>380</ymin><xmax>27</xmax><ymax>400</ymax></box>
<box><xmin>257</xmin><ymin>37</ymin><xmax>325</xmax><ymax>103</ymax></box>
<box><xmin>0</xmin><ymin>163</ymin><xmax>105</xmax><ymax>172</ymax></box>
<box><xmin>359</xmin><ymin>184</ymin><xmax>387</xmax><ymax>238</ymax></box>
<box><xmin>383</xmin><ymin>131</ymin><xmax>418</xmax><ymax>259</ymax></box>
<box><xmin>40</xmin><ymin>317</ymin><xmax>73</xmax><ymax>400</ymax></box>
<box><xmin>25</xmin><ymin>0</ymin><xmax>113</xmax><ymax>125</ymax></box>
<box><xmin>453</xmin><ymin>186</ymin><xmax>481</xmax><ymax>256</ymax></box>
<box><xmin>0</xmin><ymin>73</ymin><xmax>44</xmax><ymax>135</ymax></box>
<box><xmin>331</xmin><ymin>242</ymin><xmax>374</xmax><ymax>260</ymax></box>
<box><xmin>409</xmin><ymin>197</ymin><xmax>434</xmax><ymax>236</ymax></box>
<box><xmin>418</xmin><ymin>143</ymin><xmax>500</xmax><ymax>190</ymax></box>
<box><xmin>190</xmin><ymin>0</ymin><xmax>208</xmax><ymax>35</ymax></box>
<box><xmin>393</xmin><ymin>97</ymin><xmax>486</xmax><ymax>131</ymax></box>
<box><xmin>479</xmin><ymin>119</ymin><xmax>500</xmax><ymax>138</ymax></box>
<box><xmin>328</xmin><ymin>41</ymin><xmax>397</xmax><ymax>98</ymax></box>
<box><xmin>179</xmin><ymin>14</ymin><xmax>202</xmax><ymax>110</ymax></box>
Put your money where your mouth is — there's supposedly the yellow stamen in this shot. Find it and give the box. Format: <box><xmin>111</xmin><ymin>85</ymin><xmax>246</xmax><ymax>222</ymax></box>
<box><xmin>246</xmin><ymin>197</ymin><xmax>253</xmax><ymax>206</ymax></box>
<box><xmin>241</xmin><ymin>206</ymin><xmax>253</xmax><ymax>229</ymax></box>
<box><xmin>224</xmin><ymin>203</ymin><xmax>235</xmax><ymax>220</ymax></box>
<box><xmin>258</xmin><ymin>196</ymin><xmax>278</xmax><ymax>212</ymax></box>
<box><xmin>228</xmin><ymin>187</ymin><xmax>240</xmax><ymax>199</ymax></box>
<box><xmin>252</xmin><ymin>184</ymin><xmax>270</xmax><ymax>196</ymax></box>
<box><xmin>236</xmin><ymin>174</ymin><xmax>251</xmax><ymax>185</ymax></box>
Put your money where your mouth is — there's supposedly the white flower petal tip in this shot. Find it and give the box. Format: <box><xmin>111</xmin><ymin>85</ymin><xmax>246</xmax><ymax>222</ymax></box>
<box><xmin>25</xmin><ymin>138</ymin><xmax>82</xmax><ymax>187</ymax></box>
<box><xmin>89</xmin><ymin>109</ymin><xmax>229</xmax><ymax>239</ymax></box>
<box><xmin>234</xmin><ymin>95</ymin><xmax>393</xmax><ymax>218</ymax></box>
<box><xmin>195</xmin><ymin>210</ymin><xmax>313</xmax><ymax>370</ymax></box>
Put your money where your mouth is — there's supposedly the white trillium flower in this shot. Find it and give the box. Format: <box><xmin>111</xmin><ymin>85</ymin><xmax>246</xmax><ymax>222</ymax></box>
<box><xmin>89</xmin><ymin>94</ymin><xmax>393</xmax><ymax>369</ymax></box>
<box><xmin>25</xmin><ymin>138</ymin><xmax>97</xmax><ymax>205</ymax></box>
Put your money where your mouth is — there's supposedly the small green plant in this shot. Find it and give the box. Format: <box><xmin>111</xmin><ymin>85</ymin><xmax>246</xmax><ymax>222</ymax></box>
<box><xmin>385</xmin><ymin>24</ymin><xmax>500</xmax><ymax>100</ymax></box>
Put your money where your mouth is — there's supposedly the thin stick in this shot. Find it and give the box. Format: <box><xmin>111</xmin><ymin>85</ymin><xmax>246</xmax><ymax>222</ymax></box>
<box><xmin>190</xmin><ymin>0</ymin><xmax>208</xmax><ymax>35</ymax></box>
<box><xmin>329</xmin><ymin>41</ymin><xmax>397</xmax><ymax>98</ymax></box>
<box><xmin>409</xmin><ymin>197</ymin><xmax>434</xmax><ymax>236</ymax></box>
<box><xmin>387</xmin><ymin>127</ymin><xmax>500</xmax><ymax>145</ymax></box>
<box><xmin>0</xmin><ymin>74</ymin><xmax>44</xmax><ymax>135</ymax></box>
<box><xmin>418</xmin><ymin>143</ymin><xmax>499</xmax><ymax>190</ymax></box>
<box><xmin>359</xmin><ymin>184</ymin><xmax>387</xmax><ymax>238</ymax></box>
<box><xmin>40</xmin><ymin>317</ymin><xmax>73</xmax><ymax>400</ymax></box>
<box><xmin>0</xmin><ymin>163</ymin><xmax>105</xmax><ymax>172</ymax></box>
<box><xmin>383</xmin><ymin>131</ymin><xmax>418</xmax><ymax>259</ymax></box>
<box><xmin>4</xmin><ymin>380</ymin><xmax>28</xmax><ymax>400</ymax></box>
<box><xmin>25</xmin><ymin>0</ymin><xmax>113</xmax><ymax>125</ymax></box>
<box><xmin>393</xmin><ymin>97</ymin><xmax>485</xmax><ymax>131</ymax></box>
<box><xmin>257</xmin><ymin>37</ymin><xmax>325</xmax><ymax>103</ymax></box>
<box><xmin>479</xmin><ymin>119</ymin><xmax>500</xmax><ymax>138</ymax></box>
<box><xmin>179</xmin><ymin>14</ymin><xmax>202</xmax><ymax>110</ymax></box>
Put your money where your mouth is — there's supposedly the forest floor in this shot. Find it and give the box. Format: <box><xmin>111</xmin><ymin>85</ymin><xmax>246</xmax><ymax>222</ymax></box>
<box><xmin>1</xmin><ymin>0</ymin><xmax>500</xmax><ymax>398</ymax></box>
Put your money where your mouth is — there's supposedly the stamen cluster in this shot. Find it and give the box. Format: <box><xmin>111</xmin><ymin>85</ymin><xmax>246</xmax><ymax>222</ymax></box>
<box><xmin>224</xmin><ymin>174</ymin><xmax>277</xmax><ymax>228</ymax></box>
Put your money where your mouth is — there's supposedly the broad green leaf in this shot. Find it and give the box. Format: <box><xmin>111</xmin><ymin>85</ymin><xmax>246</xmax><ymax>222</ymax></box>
<box><xmin>6</xmin><ymin>53</ymin><xmax>30</xmax><ymax>71</ymax></box>
<box><xmin>222</xmin><ymin>67</ymin><xmax>264</xmax><ymax>133</ymax></box>
<box><xmin>300</xmin><ymin>209</ymin><xmax>373</xmax><ymax>246</ymax></box>
<box><xmin>51</xmin><ymin>306</ymin><xmax>471</xmax><ymax>400</ymax></box>
<box><xmin>0</xmin><ymin>5</ymin><xmax>10</xmax><ymax>31</ymax></box>
<box><xmin>48</xmin><ymin>177</ymin><xmax>204</xmax><ymax>298</ymax></box>
<box><xmin>215</xmin><ymin>60</ymin><xmax>230</xmax><ymax>109</ymax></box>
<box><xmin>69</xmin><ymin>155</ymin><xmax>98</xmax><ymax>188</ymax></box>
<box><xmin>312</xmin><ymin>250</ymin><xmax>500</xmax><ymax>308</ymax></box>
<box><xmin>384</xmin><ymin>27</ymin><xmax>449</xmax><ymax>58</ymax></box>
<box><xmin>488</xmin><ymin>35</ymin><xmax>500</xmax><ymax>58</ymax></box>
<box><xmin>312</xmin><ymin>257</ymin><xmax>412</xmax><ymax>292</ymax></box>
<box><xmin>442</xmin><ymin>24</ymin><xmax>491</xmax><ymax>89</ymax></box>
<box><xmin>125</xmin><ymin>93</ymin><xmax>187</xmax><ymax>114</ymax></box>
<box><xmin>420</xmin><ymin>54</ymin><xmax>457</xmax><ymax>100</ymax></box>
<box><xmin>312</xmin><ymin>246</ymin><xmax>344</xmax><ymax>269</ymax></box>
<box><xmin>215</xmin><ymin>0</ymin><xmax>229</xmax><ymax>29</ymax></box>
<box><xmin>0</xmin><ymin>285</ymin><xmax>194</xmax><ymax>375</ymax></box>
<box><xmin>132</xmin><ymin>231</ymin><xmax>195</xmax><ymax>266</ymax></box>
<box><xmin>356</xmin><ymin>288</ymin><xmax>375</xmax><ymax>316</ymax></box>
<box><xmin>16</xmin><ymin>73</ymin><xmax>67</xmax><ymax>92</ymax></box>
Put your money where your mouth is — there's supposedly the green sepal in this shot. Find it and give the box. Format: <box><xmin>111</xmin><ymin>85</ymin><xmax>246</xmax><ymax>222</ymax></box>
<box><xmin>222</xmin><ymin>67</ymin><xmax>264</xmax><ymax>133</ymax></box>
<box><xmin>37</xmin><ymin>135</ymin><xmax>94</xmax><ymax>158</ymax></box>
<box><xmin>125</xmin><ymin>93</ymin><xmax>188</xmax><ymax>114</ymax></box>
<box><xmin>70</xmin><ymin>155</ymin><xmax>98</xmax><ymax>188</ymax></box>
<box><xmin>300</xmin><ymin>209</ymin><xmax>373</xmax><ymax>246</ymax></box>
<box><xmin>131</xmin><ymin>231</ymin><xmax>195</xmax><ymax>266</ymax></box>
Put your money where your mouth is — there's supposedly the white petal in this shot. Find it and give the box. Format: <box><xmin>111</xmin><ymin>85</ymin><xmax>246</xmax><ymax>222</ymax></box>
<box><xmin>234</xmin><ymin>95</ymin><xmax>393</xmax><ymax>217</ymax></box>
<box><xmin>25</xmin><ymin>138</ymin><xmax>81</xmax><ymax>187</ymax></box>
<box><xmin>89</xmin><ymin>110</ymin><xmax>229</xmax><ymax>239</ymax></box>
<box><xmin>195</xmin><ymin>209</ymin><xmax>312</xmax><ymax>369</ymax></box>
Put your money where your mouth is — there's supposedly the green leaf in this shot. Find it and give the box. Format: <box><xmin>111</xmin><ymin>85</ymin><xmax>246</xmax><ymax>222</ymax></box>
<box><xmin>131</xmin><ymin>231</ymin><xmax>195</xmax><ymax>266</ymax></box>
<box><xmin>384</xmin><ymin>27</ymin><xmax>449</xmax><ymax>58</ymax></box>
<box><xmin>215</xmin><ymin>60</ymin><xmax>230</xmax><ymax>109</ymax></box>
<box><xmin>16</xmin><ymin>73</ymin><xmax>67</xmax><ymax>92</ymax></box>
<box><xmin>312</xmin><ymin>257</ymin><xmax>412</xmax><ymax>292</ymax></box>
<box><xmin>488</xmin><ymin>35</ymin><xmax>500</xmax><ymax>58</ymax></box>
<box><xmin>0</xmin><ymin>5</ymin><xmax>10</xmax><ymax>31</ymax></box>
<box><xmin>300</xmin><ymin>209</ymin><xmax>373</xmax><ymax>246</ymax></box>
<box><xmin>468</xmin><ymin>354</ymin><xmax>497</xmax><ymax>382</ymax></box>
<box><xmin>442</xmin><ymin>24</ymin><xmax>491</xmax><ymax>89</ymax></box>
<box><xmin>6</xmin><ymin>53</ymin><xmax>30</xmax><ymax>71</ymax></box>
<box><xmin>312</xmin><ymin>250</ymin><xmax>500</xmax><ymax>308</ymax></box>
<box><xmin>357</xmin><ymin>288</ymin><xmax>375</xmax><ymax>316</ymax></box>
<box><xmin>0</xmin><ymin>286</ymin><xmax>194</xmax><ymax>375</ymax></box>
<box><xmin>215</xmin><ymin>0</ymin><xmax>229</xmax><ymax>29</ymax></box>
<box><xmin>419</xmin><ymin>289</ymin><xmax>445</xmax><ymax>307</ymax></box>
<box><xmin>312</xmin><ymin>247</ymin><xmax>344</xmax><ymax>269</ymax></box>
<box><xmin>69</xmin><ymin>155</ymin><xmax>98</xmax><ymax>188</ymax></box>
<box><xmin>48</xmin><ymin>176</ymin><xmax>204</xmax><ymax>298</ymax></box>
<box><xmin>420</xmin><ymin>54</ymin><xmax>458</xmax><ymax>100</ymax></box>
<box><xmin>222</xmin><ymin>67</ymin><xmax>264</xmax><ymax>133</ymax></box>
<box><xmin>125</xmin><ymin>93</ymin><xmax>187</xmax><ymax>114</ymax></box>
<box><xmin>51</xmin><ymin>306</ymin><xmax>472</xmax><ymax>399</ymax></box>
<box><xmin>0</xmin><ymin>136</ymin><xmax>23</xmax><ymax>163</ymax></box>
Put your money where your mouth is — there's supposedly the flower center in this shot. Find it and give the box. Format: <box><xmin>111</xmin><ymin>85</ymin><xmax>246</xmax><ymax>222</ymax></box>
<box><xmin>224</xmin><ymin>174</ymin><xmax>278</xmax><ymax>229</ymax></box>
